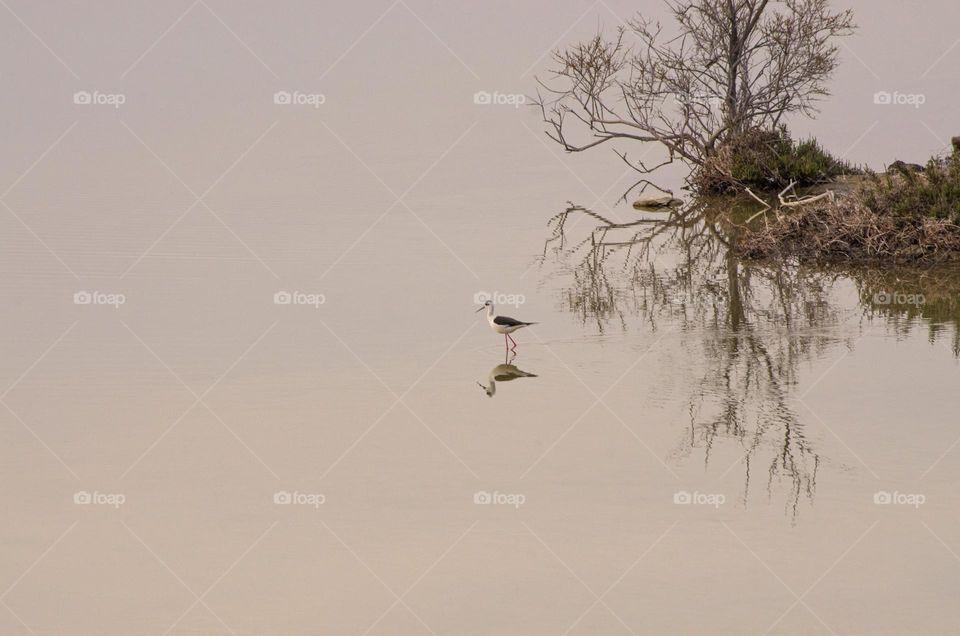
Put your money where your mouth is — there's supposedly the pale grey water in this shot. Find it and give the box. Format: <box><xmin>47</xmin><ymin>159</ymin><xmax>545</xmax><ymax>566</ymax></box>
<box><xmin>2</xmin><ymin>1</ymin><xmax>960</xmax><ymax>634</ymax></box>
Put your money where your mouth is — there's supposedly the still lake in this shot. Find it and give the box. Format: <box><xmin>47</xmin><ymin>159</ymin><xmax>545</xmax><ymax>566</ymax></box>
<box><xmin>2</xmin><ymin>0</ymin><xmax>960</xmax><ymax>633</ymax></box>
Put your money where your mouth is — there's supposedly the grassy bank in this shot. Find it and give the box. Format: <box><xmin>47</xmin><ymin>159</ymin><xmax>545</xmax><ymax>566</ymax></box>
<box><xmin>695</xmin><ymin>127</ymin><xmax>859</xmax><ymax>194</ymax></box>
<box><xmin>734</xmin><ymin>151</ymin><xmax>960</xmax><ymax>263</ymax></box>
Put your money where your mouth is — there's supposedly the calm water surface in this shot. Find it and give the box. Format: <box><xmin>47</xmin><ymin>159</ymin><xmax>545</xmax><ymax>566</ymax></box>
<box><xmin>3</xmin><ymin>1</ymin><xmax>960</xmax><ymax>634</ymax></box>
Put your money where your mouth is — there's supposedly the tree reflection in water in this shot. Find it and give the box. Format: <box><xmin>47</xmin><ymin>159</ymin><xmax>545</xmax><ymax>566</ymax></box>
<box><xmin>543</xmin><ymin>200</ymin><xmax>960</xmax><ymax>519</ymax></box>
<box><xmin>542</xmin><ymin>201</ymin><xmax>851</xmax><ymax>519</ymax></box>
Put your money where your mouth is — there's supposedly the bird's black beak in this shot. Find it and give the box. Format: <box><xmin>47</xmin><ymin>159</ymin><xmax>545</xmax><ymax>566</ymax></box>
<box><xmin>475</xmin><ymin>306</ymin><xmax>485</xmax><ymax>313</ymax></box>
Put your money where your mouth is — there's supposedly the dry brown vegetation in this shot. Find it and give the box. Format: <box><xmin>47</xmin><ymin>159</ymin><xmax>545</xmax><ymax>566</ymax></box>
<box><xmin>736</xmin><ymin>165</ymin><xmax>960</xmax><ymax>263</ymax></box>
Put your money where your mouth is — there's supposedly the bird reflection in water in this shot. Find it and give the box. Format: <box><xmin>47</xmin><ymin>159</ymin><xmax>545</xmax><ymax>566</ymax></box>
<box><xmin>477</xmin><ymin>354</ymin><xmax>537</xmax><ymax>398</ymax></box>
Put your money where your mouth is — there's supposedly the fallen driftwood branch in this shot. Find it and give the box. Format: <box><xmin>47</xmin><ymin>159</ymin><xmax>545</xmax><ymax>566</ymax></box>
<box><xmin>736</xmin><ymin>151</ymin><xmax>960</xmax><ymax>263</ymax></box>
<box><xmin>743</xmin><ymin>187</ymin><xmax>772</xmax><ymax>224</ymax></box>
<box><xmin>744</xmin><ymin>187</ymin><xmax>771</xmax><ymax>209</ymax></box>
<box><xmin>777</xmin><ymin>180</ymin><xmax>836</xmax><ymax>208</ymax></box>
<box><xmin>780</xmin><ymin>190</ymin><xmax>835</xmax><ymax>207</ymax></box>
<box><xmin>741</xmin><ymin>183</ymin><xmax>835</xmax><ymax>226</ymax></box>
<box><xmin>778</xmin><ymin>181</ymin><xmax>798</xmax><ymax>203</ymax></box>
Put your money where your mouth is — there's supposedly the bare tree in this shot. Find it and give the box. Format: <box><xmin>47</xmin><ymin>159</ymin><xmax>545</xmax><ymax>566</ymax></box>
<box><xmin>535</xmin><ymin>0</ymin><xmax>855</xmax><ymax>175</ymax></box>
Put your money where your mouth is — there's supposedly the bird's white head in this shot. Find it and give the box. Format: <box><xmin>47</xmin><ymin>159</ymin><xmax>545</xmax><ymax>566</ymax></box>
<box><xmin>477</xmin><ymin>380</ymin><xmax>495</xmax><ymax>397</ymax></box>
<box><xmin>475</xmin><ymin>299</ymin><xmax>494</xmax><ymax>315</ymax></box>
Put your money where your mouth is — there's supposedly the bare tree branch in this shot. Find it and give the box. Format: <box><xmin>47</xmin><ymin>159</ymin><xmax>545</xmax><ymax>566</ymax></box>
<box><xmin>533</xmin><ymin>0</ymin><xmax>855</xmax><ymax>179</ymax></box>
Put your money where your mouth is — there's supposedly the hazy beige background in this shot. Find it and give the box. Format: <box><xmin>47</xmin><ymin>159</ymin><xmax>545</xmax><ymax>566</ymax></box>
<box><xmin>2</xmin><ymin>1</ymin><xmax>960</xmax><ymax>634</ymax></box>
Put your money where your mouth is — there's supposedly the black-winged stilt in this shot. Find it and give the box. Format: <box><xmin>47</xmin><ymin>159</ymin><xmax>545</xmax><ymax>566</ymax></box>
<box><xmin>475</xmin><ymin>300</ymin><xmax>537</xmax><ymax>350</ymax></box>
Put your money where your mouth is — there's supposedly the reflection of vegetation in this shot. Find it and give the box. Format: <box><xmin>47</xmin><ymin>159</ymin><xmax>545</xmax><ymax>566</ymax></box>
<box><xmin>544</xmin><ymin>201</ymin><xmax>837</xmax><ymax>518</ymax></box>
<box><xmin>540</xmin><ymin>199</ymin><xmax>954</xmax><ymax>520</ymax></box>
<box><xmin>853</xmin><ymin>265</ymin><xmax>960</xmax><ymax>355</ymax></box>
<box><xmin>543</xmin><ymin>200</ymin><xmax>720</xmax><ymax>332</ymax></box>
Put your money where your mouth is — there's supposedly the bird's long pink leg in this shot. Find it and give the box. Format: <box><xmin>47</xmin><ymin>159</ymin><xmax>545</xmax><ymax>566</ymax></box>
<box><xmin>508</xmin><ymin>334</ymin><xmax>517</xmax><ymax>348</ymax></box>
<box><xmin>504</xmin><ymin>334</ymin><xmax>509</xmax><ymax>349</ymax></box>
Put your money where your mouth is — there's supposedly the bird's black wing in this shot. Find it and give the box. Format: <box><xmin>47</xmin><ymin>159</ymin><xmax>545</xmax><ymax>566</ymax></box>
<box><xmin>493</xmin><ymin>315</ymin><xmax>530</xmax><ymax>327</ymax></box>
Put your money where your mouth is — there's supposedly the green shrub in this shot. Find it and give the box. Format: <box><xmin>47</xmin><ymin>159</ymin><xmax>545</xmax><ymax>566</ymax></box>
<box><xmin>862</xmin><ymin>154</ymin><xmax>960</xmax><ymax>222</ymax></box>
<box><xmin>695</xmin><ymin>127</ymin><xmax>857</xmax><ymax>193</ymax></box>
